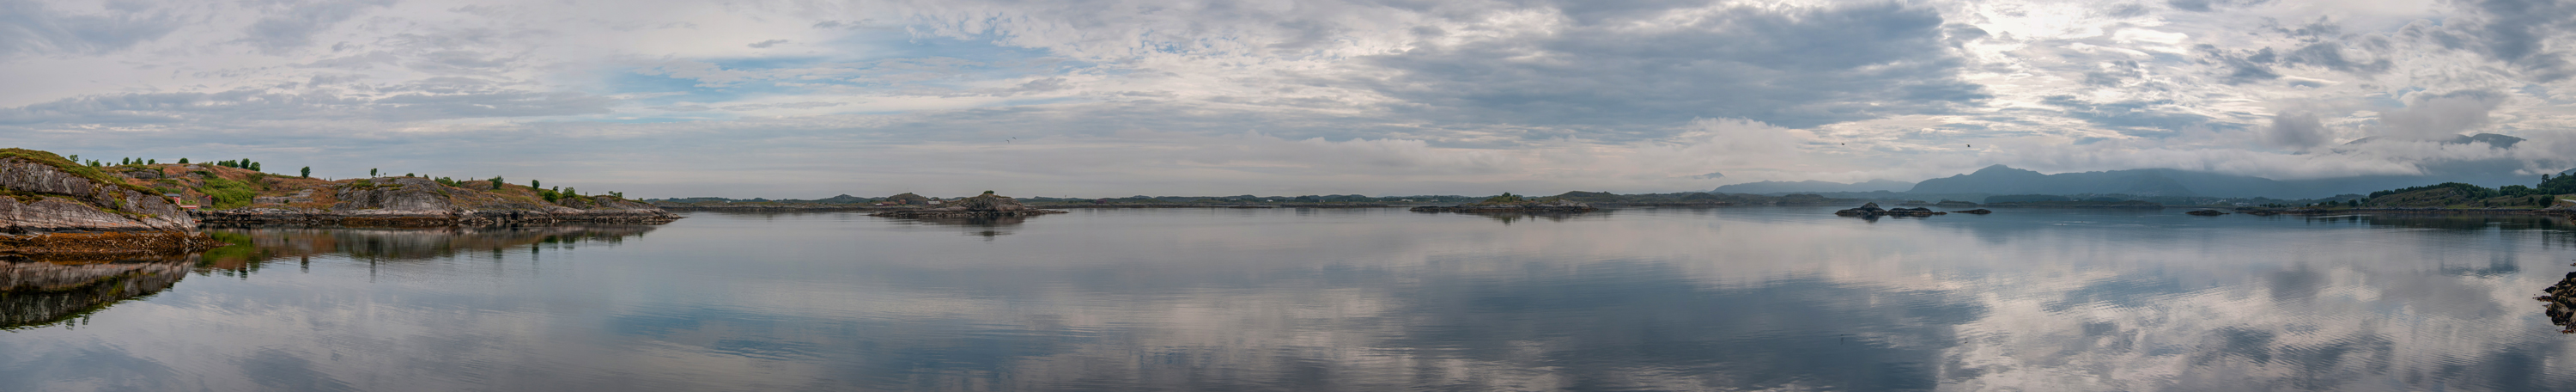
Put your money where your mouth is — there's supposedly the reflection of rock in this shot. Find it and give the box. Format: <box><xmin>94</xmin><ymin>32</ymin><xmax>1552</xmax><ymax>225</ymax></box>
<box><xmin>1467</xmin><ymin>211</ymin><xmax>1600</xmax><ymax>224</ymax></box>
<box><xmin>2185</xmin><ymin>210</ymin><xmax>2228</xmax><ymax>216</ymax></box>
<box><xmin>870</xmin><ymin>193</ymin><xmax>1066</xmax><ymax>218</ymax></box>
<box><xmin>0</xmin><ymin>254</ymin><xmax>192</xmax><ymax>329</ymax></box>
<box><xmin>1952</xmin><ymin>209</ymin><xmax>1992</xmax><ymax>214</ymax></box>
<box><xmin>2541</xmin><ymin>272</ymin><xmax>2576</xmax><ymax>334</ymax></box>
<box><xmin>201</xmin><ymin>224</ymin><xmax>659</xmax><ymax>266</ymax></box>
<box><xmin>1834</xmin><ymin>203</ymin><xmax>1946</xmax><ymax>217</ymax></box>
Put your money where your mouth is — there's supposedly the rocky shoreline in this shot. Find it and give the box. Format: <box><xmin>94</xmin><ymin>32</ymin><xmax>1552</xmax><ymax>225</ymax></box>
<box><xmin>192</xmin><ymin>208</ymin><xmax>680</xmax><ymax>227</ymax></box>
<box><xmin>1</xmin><ymin>150</ymin><xmax>222</xmax><ymax>255</ymax></box>
<box><xmin>2543</xmin><ymin>270</ymin><xmax>2576</xmax><ymax>334</ymax></box>
<box><xmin>3</xmin><ymin>149</ymin><xmax>686</xmax><ymax>254</ymax></box>
<box><xmin>187</xmin><ymin>176</ymin><xmax>680</xmax><ymax>227</ymax></box>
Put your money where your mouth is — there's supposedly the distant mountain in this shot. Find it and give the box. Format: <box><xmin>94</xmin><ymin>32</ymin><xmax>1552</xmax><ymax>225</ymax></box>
<box><xmin>1712</xmin><ymin>180</ymin><xmax>1915</xmax><ymax>194</ymax></box>
<box><xmin>1907</xmin><ymin>164</ymin><xmax>2547</xmax><ymax>199</ymax></box>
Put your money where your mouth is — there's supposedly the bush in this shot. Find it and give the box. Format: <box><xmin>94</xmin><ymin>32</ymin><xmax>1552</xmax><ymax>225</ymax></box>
<box><xmin>199</xmin><ymin>177</ymin><xmax>260</xmax><ymax>209</ymax></box>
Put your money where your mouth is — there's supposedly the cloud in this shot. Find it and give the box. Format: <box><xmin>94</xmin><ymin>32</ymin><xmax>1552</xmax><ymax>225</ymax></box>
<box><xmin>0</xmin><ymin>0</ymin><xmax>181</xmax><ymax>58</ymax></box>
<box><xmin>2262</xmin><ymin>111</ymin><xmax>2330</xmax><ymax>149</ymax></box>
<box><xmin>1352</xmin><ymin>2</ymin><xmax>1990</xmax><ymax>132</ymax></box>
<box><xmin>2374</xmin><ymin>90</ymin><xmax>2507</xmax><ymax>139</ymax></box>
<box><xmin>241</xmin><ymin>0</ymin><xmax>398</xmax><ymax>55</ymax></box>
<box><xmin>746</xmin><ymin>40</ymin><xmax>787</xmax><ymax>48</ymax></box>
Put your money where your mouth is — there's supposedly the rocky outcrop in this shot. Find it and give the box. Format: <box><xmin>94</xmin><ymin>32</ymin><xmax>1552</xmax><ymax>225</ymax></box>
<box><xmin>2541</xmin><ymin>271</ymin><xmax>2576</xmax><ymax>334</ymax></box>
<box><xmin>0</xmin><ymin>150</ymin><xmax>217</xmax><ymax>254</ymax></box>
<box><xmin>194</xmin><ymin>176</ymin><xmax>679</xmax><ymax>226</ymax></box>
<box><xmin>870</xmin><ymin>192</ymin><xmax>1066</xmax><ymax>218</ymax></box>
<box><xmin>1408</xmin><ymin>199</ymin><xmax>1595</xmax><ymax>212</ymax></box>
<box><xmin>1833</xmin><ymin>203</ymin><xmax>1946</xmax><ymax>217</ymax></box>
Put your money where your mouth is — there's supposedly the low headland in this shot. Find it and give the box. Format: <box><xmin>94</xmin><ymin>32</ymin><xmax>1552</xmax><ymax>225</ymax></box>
<box><xmin>0</xmin><ymin>148</ymin><xmax>677</xmax><ymax>255</ymax></box>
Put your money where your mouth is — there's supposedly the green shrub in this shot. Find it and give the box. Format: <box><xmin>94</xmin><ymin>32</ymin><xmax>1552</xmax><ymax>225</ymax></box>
<box><xmin>199</xmin><ymin>177</ymin><xmax>259</xmax><ymax>209</ymax></box>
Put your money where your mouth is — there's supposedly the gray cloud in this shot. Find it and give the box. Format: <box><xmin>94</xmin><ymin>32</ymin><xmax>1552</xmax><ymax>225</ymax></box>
<box><xmin>2263</xmin><ymin>111</ymin><xmax>2330</xmax><ymax>149</ymax></box>
<box><xmin>242</xmin><ymin>0</ymin><xmax>398</xmax><ymax>55</ymax></box>
<box><xmin>2166</xmin><ymin>0</ymin><xmax>2275</xmax><ymax>12</ymax></box>
<box><xmin>0</xmin><ymin>0</ymin><xmax>180</xmax><ymax>58</ymax></box>
<box><xmin>1349</xmin><ymin>2</ymin><xmax>1988</xmax><ymax>132</ymax></box>
<box><xmin>2040</xmin><ymin>95</ymin><xmax>2224</xmax><ymax>136</ymax></box>
<box><xmin>2375</xmin><ymin>90</ymin><xmax>2507</xmax><ymax>139</ymax></box>
<box><xmin>746</xmin><ymin>40</ymin><xmax>787</xmax><ymax>48</ymax></box>
<box><xmin>2198</xmin><ymin>45</ymin><xmax>2281</xmax><ymax>84</ymax></box>
<box><xmin>0</xmin><ymin>88</ymin><xmax>615</xmax><ymax>125</ymax></box>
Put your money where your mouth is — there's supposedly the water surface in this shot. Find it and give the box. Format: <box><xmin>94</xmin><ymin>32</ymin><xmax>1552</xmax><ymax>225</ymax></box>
<box><xmin>5</xmin><ymin>207</ymin><xmax>2576</xmax><ymax>390</ymax></box>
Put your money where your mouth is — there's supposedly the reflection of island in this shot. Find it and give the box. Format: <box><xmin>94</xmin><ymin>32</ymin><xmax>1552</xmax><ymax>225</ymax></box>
<box><xmin>893</xmin><ymin>214</ymin><xmax>1038</xmax><ymax>237</ymax></box>
<box><xmin>2543</xmin><ymin>271</ymin><xmax>2576</xmax><ymax>334</ymax></box>
<box><xmin>199</xmin><ymin>224</ymin><xmax>659</xmax><ymax>268</ymax></box>
<box><xmin>1</xmin><ymin>254</ymin><xmax>193</xmax><ymax>329</ymax></box>
<box><xmin>1466</xmin><ymin>211</ymin><xmax>1605</xmax><ymax>224</ymax></box>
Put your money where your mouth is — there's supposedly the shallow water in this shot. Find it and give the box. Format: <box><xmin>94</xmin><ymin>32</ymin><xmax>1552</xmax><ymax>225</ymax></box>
<box><xmin>5</xmin><ymin>207</ymin><xmax>2576</xmax><ymax>391</ymax></box>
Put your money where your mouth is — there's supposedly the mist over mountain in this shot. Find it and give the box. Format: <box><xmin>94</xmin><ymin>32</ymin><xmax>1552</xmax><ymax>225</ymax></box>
<box><xmin>1712</xmin><ymin>180</ymin><xmax>1916</xmax><ymax>194</ymax></box>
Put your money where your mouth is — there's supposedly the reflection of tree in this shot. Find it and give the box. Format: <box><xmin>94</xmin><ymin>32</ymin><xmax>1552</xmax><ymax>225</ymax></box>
<box><xmin>2543</xmin><ymin>271</ymin><xmax>2576</xmax><ymax>334</ymax></box>
<box><xmin>0</xmin><ymin>254</ymin><xmax>193</xmax><ymax>329</ymax></box>
<box><xmin>2331</xmin><ymin>214</ymin><xmax>2576</xmax><ymax>231</ymax></box>
<box><xmin>199</xmin><ymin>224</ymin><xmax>659</xmax><ymax>271</ymax></box>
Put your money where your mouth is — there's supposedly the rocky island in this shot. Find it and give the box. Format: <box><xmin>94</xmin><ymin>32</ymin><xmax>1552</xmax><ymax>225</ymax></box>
<box><xmin>1408</xmin><ymin>193</ymin><xmax>1597</xmax><ymax>212</ymax></box>
<box><xmin>1</xmin><ymin>149</ymin><xmax>220</xmax><ymax>255</ymax></box>
<box><xmin>869</xmin><ymin>192</ymin><xmax>1066</xmax><ymax>218</ymax></box>
<box><xmin>1832</xmin><ymin>202</ymin><xmax>1947</xmax><ymax>217</ymax></box>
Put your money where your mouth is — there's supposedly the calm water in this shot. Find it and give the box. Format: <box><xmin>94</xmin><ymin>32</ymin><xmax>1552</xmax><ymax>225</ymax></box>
<box><xmin>7</xmin><ymin>207</ymin><xmax>2576</xmax><ymax>391</ymax></box>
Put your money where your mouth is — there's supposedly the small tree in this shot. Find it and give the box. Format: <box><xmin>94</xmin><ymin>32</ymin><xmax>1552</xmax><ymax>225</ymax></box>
<box><xmin>65</xmin><ymin>155</ymin><xmax>76</xmax><ymax>162</ymax></box>
<box><xmin>249</xmin><ymin>162</ymin><xmax>261</xmax><ymax>171</ymax></box>
<box><xmin>147</xmin><ymin>159</ymin><xmax>155</xmax><ymax>164</ymax></box>
<box><xmin>178</xmin><ymin>158</ymin><xmax>189</xmax><ymax>164</ymax></box>
<box><xmin>490</xmin><ymin>176</ymin><xmax>505</xmax><ymax>190</ymax></box>
<box><xmin>369</xmin><ymin>168</ymin><xmax>378</xmax><ymax>177</ymax></box>
<box><xmin>530</xmin><ymin>180</ymin><xmax>540</xmax><ymax>189</ymax></box>
<box><xmin>301</xmin><ymin>167</ymin><xmax>311</xmax><ymax>178</ymax></box>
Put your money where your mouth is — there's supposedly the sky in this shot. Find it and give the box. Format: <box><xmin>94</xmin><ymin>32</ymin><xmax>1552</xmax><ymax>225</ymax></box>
<box><xmin>3</xmin><ymin>0</ymin><xmax>2575</xmax><ymax>199</ymax></box>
